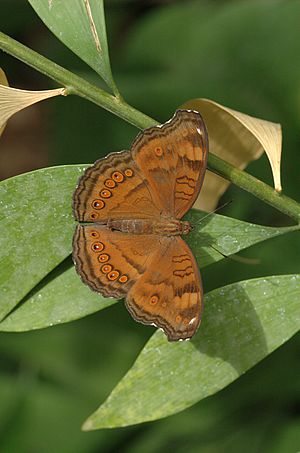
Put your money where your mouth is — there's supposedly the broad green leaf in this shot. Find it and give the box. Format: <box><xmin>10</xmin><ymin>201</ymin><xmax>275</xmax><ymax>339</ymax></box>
<box><xmin>28</xmin><ymin>0</ymin><xmax>118</xmax><ymax>94</ymax></box>
<box><xmin>0</xmin><ymin>267</ymin><xmax>114</xmax><ymax>332</ymax></box>
<box><xmin>0</xmin><ymin>165</ymin><xmax>85</xmax><ymax>320</ymax></box>
<box><xmin>83</xmin><ymin>274</ymin><xmax>300</xmax><ymax>429</ymax></box>
<box><xmin>0</xmin><ymin>165</ymin><xmax>298</xmax><ymax>330</ymax></box>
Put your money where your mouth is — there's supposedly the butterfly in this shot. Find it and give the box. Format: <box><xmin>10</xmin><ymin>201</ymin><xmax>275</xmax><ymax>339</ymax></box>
<box><xmin>72</xmin><ymin>109</ymin><xmax>208</xmax><ymax>341</ymax></box>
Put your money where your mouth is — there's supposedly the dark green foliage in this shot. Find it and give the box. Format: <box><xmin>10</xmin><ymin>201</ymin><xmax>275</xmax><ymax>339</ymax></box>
<box><xmin>0</xmin><ymin>0</ymin><xmax>299</xmax><ymax>451</ymax></box>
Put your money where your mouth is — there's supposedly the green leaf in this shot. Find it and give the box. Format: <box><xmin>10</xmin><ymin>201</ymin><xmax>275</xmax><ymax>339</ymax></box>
<box><xmin>28</xmin><ymin>0</ymin><xmax>118</xmax><ymax>94</ymax></box>
<box><xmin>0</xmin><ymin>165</ymin><xmax>84</xmax><ymax>320</ymax></box>
<box><xmin>184</xmin><ymin>210</ymin><xmax>299</xmax><ymax>267</ymax></box>
<box><xmin>83</xmin><ymin>274</ymin><xmax>300</xmax><ymax>430</ymax></box>
<box><xmin>0</xmin><ymin>165</ymin><xmax>298</xmax><ymax>331</ymax></box>
<box><xmin>0</xmin><ymin>266</ymin><xmax>114</xmax><ymax>332</ymax></box>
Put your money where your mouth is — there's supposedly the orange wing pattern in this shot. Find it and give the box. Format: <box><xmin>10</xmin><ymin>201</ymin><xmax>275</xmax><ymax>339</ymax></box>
<box><xmin>73</xmin><ymin>110</ymin><xmax>208</xmax><ymax>223</ymax></box>
<box><xmin>73</xmin><ymin>225</ymin><xmax>202</xmax><ymax>341</ymax></box>
<box><xmin>131</xmin><ymin>110</ymin><xmax>208</xmax><ymax>219</ymax></box>
<box><xmin>126</xmin><ymin>235</ymin><xmax>202</xmax><ymax>341</ymax></box>
<box><xmin>72</xmin><ymin>110</ymin><xmax>208</xmax><ymax>341</ymax></box>
<box><xmin>73</xmin><ymin>151</ymin><xmax>161</xmax><ymax>223</ymax></box>
<box><xmin>73</xmin><ymin>224</ymin><xmax>160</xmax><ymax>299</ymax></box>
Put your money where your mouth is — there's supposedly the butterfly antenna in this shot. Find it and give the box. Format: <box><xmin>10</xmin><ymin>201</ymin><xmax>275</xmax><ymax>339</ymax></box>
<box><xmin>194</xmin><ymin>201</ymin><xmax>259</xmax><ymax>265</ymax></box>
<box><xmin>193</xmin><ymin>200</ymin><xmax>233</xmax><ymax>225</ymax></box>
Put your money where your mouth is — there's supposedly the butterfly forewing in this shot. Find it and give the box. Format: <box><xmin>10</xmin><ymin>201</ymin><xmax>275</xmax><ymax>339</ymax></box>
<box><xmin>131</xmin><ymin>110</ymin><xmax>208</xmax><ymax>219</ymax></box>
<box><xmin>73</xmin><ymin>150</ymin><xmax>160</xmax><ymax>223</ymax></box>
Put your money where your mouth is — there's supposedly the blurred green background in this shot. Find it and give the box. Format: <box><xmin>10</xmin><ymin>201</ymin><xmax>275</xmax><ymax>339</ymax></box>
<box><xmin>0</xmin><ymin>0</ymin><xmax>299</xmax><ymax>452</ymax></box>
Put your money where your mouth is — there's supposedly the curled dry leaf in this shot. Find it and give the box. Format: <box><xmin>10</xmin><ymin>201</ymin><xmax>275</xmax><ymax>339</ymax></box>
<box><xmin>0</xmin><ymin>68</ymin><xmax>9</xmax><ymax>137</ymax></box>
<box><xmin>182</xmin><ymin>99</ymin><xmax>282</xmax><ymax>211</ymax></box>
<box><xmin>0</xmin><ymin>84</ymin><xmax>66</xmax><ymax>134</ymax></box>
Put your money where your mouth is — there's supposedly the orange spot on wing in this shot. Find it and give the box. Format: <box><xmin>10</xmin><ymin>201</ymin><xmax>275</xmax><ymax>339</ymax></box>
<box><xmin>100</xmin><ymin>189</ymin><xmax>112</xmax><ymax>198</ymax></box>
<box><xmin>91</xmin><ymin>242</ymin><xmax>104</xmax><ymax>252</ymax></box>
<box><xmin>112</xmin><ymin>171</ymin><xmax>124</xmax><ymax>182</ymax></box>
<box><xmin>125</xmin><ymin>168</ymin><xmax>134</xmax><ymax>177</ymax></box>
<box><xmin>150</xmin><ymin>295</ymin><xmax>159</xmax><ymax>305</ymax></box>
<box><xmin>104</xmin><ymin>179</ymin><xmax>116</xmax><ymax>188</ymax></box>
<box><xmin>108</xmin><ymin>270</ymin><xmax>120</xmax><ymax>281</ymax></box>
<box><xmin>92</xmin><ymin>199</ymin><xmax>105</xmax><ymax>209</ymax></box>
<box><xmin>101</xmin><ymin>264</ymin><xmax>112</xmax><ymax>273</ymax></box>
<box><xmin>154</xmin><ymin>146</ymin><xmax>163</xmax><ymax>157</ymax></box>
<box><xmin>98</xmin><ymin>253</ymin><xmax>109</xmax><ymax>263</ymax></box>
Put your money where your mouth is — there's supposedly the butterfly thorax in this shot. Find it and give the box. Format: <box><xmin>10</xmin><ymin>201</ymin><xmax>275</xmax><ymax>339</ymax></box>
<box><xmin>106</xmin><ymin>218</ymin><xmax>191</xmax><ymax>236</ymax></box>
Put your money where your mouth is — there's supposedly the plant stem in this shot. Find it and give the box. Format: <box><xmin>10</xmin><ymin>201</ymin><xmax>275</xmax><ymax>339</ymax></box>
<box><xmin>208</xmin><ymin>154</ymin><xmax>300</xmax><ymax>222</ymax></box>
<box><xmin>1</xmin><ymin>31</ymin><xmax>300</xmax><ymax>223</ymax></box>
<box><xmin>0</xmin><ymin>32</ymin><xmax>154</xmax><ymax>129</ymax></box>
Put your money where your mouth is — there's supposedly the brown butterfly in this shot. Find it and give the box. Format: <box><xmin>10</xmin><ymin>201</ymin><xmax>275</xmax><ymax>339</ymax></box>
<box><xmin>72</xmin><ymin>110</ymin><xmax>208</xmax><ymax>341</ymax></box>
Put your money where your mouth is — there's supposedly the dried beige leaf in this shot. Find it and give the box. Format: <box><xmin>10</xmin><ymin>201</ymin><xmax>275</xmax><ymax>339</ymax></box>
<box><xmin>0</xmin><ymin>68</ymin><xmax>8</xmax><ymax>86</ymax></box>
<box><xmin>0</xmin><ymin>68</ymin><xmax>9</xmax><ymax>137</ymax></box>
<box><xmin>182</xmin><ymin>99</ymin><xmax>282</xmax><ymax>211</ymax></box>
<box><xmin>0</xmin><ymin>84</ymin><xmax>66</xmax><ymax>135</ymax></box>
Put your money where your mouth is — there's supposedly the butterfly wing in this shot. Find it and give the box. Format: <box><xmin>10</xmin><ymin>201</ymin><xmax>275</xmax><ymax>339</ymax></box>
<box><xmin>126</xmin><ymin>236</ymin><xmax>203</xmax><ymax>341</ymax></box>
<box><xmin>73</xmin><ymin>110</ymin><xmax>208</xmax><ymax>223</ymax></box>
<box><xmin>131</xmin><ymin>109</ymin><xmax>208</xmax><ymax>219</ymax></box>
<box><xmin>73</xmin><ymin>150</ymin><xmax>161</xmax><ymax>222</ymax></box>
<box><xmin>73</xmin><ymin>110</ymin><xmax>206</xmax><ymax>340</ymax></box>
<box><xmin>73</xmin><ymin>225</ymin><xmax>202</xmax><ymax>341</ymax></box>
<box><xmin>73</xmin><ymin>224</ymin><xmax>161</xmax><ymax>299</ymax></box>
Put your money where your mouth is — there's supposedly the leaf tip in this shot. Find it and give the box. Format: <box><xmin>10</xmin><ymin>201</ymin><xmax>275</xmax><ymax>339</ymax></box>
<box><xmin>81</xmin><ymin>417</ymin><xmax>94</xmax><ymax>431</ymax></box>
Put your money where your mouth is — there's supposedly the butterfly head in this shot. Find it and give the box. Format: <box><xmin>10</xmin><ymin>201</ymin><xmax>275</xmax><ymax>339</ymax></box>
<box><xmin>180</xmin><ymin>220</ymin><xmax>192</xmax><ymax>235</ymax></box>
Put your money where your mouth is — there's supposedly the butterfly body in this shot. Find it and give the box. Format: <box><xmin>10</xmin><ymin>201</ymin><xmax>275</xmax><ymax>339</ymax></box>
<box><xmin>106</xmin><ymin>218</ymin><xmax>191</xmax><ymax>236</ymax></box>
<box><xmin>73</xmin><ymin>110</ymin><xmax>208</xmax><ymax>341</ymax></box>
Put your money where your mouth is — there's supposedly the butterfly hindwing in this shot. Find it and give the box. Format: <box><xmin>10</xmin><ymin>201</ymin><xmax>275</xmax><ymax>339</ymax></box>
<box><xmin>73</xmin><ymin>224</ymin><xmax>161</xmax><ymax>299</ymax></box>
<box><xmin>126</xmin><ymin>236</ymin><xmax>203</xmax><ymax>341</ymax></box>
<box><xmin>74</xmin><ymin>225</ymin><xmax>202</xmax><ymax>340</ymax></box>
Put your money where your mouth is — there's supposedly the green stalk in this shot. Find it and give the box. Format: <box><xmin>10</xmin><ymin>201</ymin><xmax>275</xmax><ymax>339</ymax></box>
<box><xmin>1</xmin><ymin>31</ymin><xmax>300</xmax><ymax>223</ymax></box>
<box><xmin>208</xmin><ymin>154</ymin><xmax>300</xmax><ymax>222</ymax></box>
<box><xmin>0</xmin><ymin>32</ymin><xmax>153</xmax><ymax>129</ymax></box>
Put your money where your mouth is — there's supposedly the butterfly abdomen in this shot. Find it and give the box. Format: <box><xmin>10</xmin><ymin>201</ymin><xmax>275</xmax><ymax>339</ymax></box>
<box><xmin>107</xmin><ymin>218</ymin><xmax>191</xmax><ymax>236</ymax></box>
